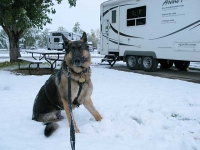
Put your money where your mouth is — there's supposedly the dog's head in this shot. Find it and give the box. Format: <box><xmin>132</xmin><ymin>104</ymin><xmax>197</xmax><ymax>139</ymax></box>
<box><xmin>62</xmin><ymin>32</ymin><xmax>91</xmax><ymax>72</ymax></box>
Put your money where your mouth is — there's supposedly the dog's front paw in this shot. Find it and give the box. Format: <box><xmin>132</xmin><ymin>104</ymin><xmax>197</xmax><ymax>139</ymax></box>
<box><xmin>69</xmin><ymin>124</ymin><xmax>80</xmax><ymax>133</ymax></box>
<box><xmin>96</xmin><ymin>115</ymin><xmax>103</xmax><ymax>121</ymax></box>
<box><xmin>75</xmin><ymin>128</ymin><xmax>80</xmax><ymax>133</ymax></box>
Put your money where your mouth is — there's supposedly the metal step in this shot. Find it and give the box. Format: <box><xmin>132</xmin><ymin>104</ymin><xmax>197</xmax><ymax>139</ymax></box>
<box><xmin>101</xmin><ymin>54</ymin><xmax>118</xmax><ymax>67</ymax></box>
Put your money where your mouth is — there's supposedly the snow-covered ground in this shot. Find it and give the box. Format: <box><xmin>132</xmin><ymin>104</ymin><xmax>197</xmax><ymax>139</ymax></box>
<box><xmin>0</xmin><ymin>51</ymin><xmax>200</xmax><ymax>150</ymax></box>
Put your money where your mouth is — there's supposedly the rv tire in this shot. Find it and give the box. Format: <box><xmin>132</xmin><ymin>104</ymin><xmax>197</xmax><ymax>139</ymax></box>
<box><xmin>126</xmin><ymin>55</ymin><xmax>140</xmax><ymax>70</ymax></box>
<box><xmin>141</xmin><ymin>56</ymin><xmax>158</xmax><ymax>72</ymax></box>
<box><xmin>174</xmin><ymin>61</ymin><xmax>190</xmax><ymax>71</ymax></box>
<box><xmin>160</xmin><ymin>62</ymin><xmax>173</xmax><ymax>69</ymax></box>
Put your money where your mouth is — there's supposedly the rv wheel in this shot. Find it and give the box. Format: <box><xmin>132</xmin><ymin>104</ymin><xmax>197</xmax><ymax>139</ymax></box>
<box><xmin>141</xmin><ymin>56</ymin><xmax>158</xmax><ymax>72</ymax></box>
<box><xmin>174</xmin><ymin>61</ymin><xmax>190</xmax><ymax>71</ymax></box>
<box><xmin>126</xmin><ymin>55</ymin><xmax>140</xmax><ymax>70</ymax></box>
<box><xmin>160</xmin><ymin>62</ymin><xmax>173</xmax><ymax>69</ymax></box>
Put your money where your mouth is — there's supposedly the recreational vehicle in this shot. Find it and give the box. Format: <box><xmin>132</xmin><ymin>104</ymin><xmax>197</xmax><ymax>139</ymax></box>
<box><xmin>100</xmin><ymin>0</ymin><xmax>200</xmax><ymax>71</ymax></box>
<box><xmin>88</xmin><ymin>41</ymin><xmax>94</xmax><ymax>52</ymax></box>
<box><xmin>47</xmin><ymin>31</ymin><xmax>81</xmax><ymax>50</ymax></box>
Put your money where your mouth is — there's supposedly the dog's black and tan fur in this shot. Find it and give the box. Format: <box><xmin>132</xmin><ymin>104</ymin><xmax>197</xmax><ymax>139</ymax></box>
<box><xmin>32</xmin><ymin>32</ymin><xmax>102</xmax><ymax>136</ymax></box>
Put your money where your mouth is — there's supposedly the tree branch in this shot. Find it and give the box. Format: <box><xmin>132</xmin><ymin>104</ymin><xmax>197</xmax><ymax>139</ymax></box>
<box><xmin>19</xmin><ymin>29</ymin><xmax>24</xmax><ymax>37</ymax></box>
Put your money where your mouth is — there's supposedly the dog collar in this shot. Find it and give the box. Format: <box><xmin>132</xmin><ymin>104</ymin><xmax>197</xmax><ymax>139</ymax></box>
<box><xmin>62</xmin><ymin>61</ymin><xmax>90</xmax><ymax>75</ymax></box>
<box><xmin>76</xmin><ymin>67</ymin><xmax>90</xmax><ymax>75</ymax></box>
<box><xmin>77</xmin><ymin>67</ymin><xmax>91</xmax><ymax>84</ymax></box>
<box><xmin>64</xmin><ymin>64</ymin><xmax>90</xmax><ymax>75</ymax></box>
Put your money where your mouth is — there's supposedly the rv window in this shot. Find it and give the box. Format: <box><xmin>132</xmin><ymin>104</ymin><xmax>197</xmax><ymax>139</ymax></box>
<box><xmin>54</xmin><ymin>38</ymin><xmax>60</xmax><ymax>42</ymax></box>
<box><xmin>112</xmin><ymin>10</ymin><xmax>116</xmax><ymax>23</ymax></box>
<box><xmin>136</xmin><ymin>18</ymin><xmax>146</xmax><ymax>25</ymax></box>
<box><xmin>127</xmin><ymin>6</ymin><xmax>146</xmax><ymax>26</ymax></box>
<box><xmin>127</xmin><ymin>20</ymin><xmax>135</xmax><ymax>26</ymax></box>
<box><xmin>52</xmin><ymin>33</ymin><xmax>62</xmax><ymax>36</ymax></box>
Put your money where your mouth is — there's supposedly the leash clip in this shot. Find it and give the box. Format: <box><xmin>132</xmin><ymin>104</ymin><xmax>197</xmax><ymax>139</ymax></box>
<box><xmin>67</xmin><ymin>67</ymin><xmax>71</xmax><ymax>77</ymax></box>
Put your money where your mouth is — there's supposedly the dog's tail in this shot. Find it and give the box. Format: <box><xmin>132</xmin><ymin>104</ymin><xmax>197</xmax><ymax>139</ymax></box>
<box><xmin>44</xmin><ymin>122</ymin><xmax>59</xmax><ymax>137</ymax></box>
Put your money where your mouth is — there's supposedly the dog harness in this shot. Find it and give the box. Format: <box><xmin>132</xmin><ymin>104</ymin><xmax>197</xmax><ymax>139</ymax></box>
<box><xmin>72</xmin><ymin>81</ymin><xmax>84</xmax><ymax>107</ymax></box>
<box><xmin>67</xmin><ymin>66</ymin><xmax>90</xmax><ymax>107</ymax></box>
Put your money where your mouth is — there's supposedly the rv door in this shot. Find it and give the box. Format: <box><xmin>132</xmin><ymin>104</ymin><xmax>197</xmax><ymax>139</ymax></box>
<box><xmin>101</xmin><ymin>5</ymin><xmax>119</xmax><ymax>54</ymax></box>
<box><xmin>101</xmin><ymin>5</ymin><xmax>110</xmax><ymax>54</ymax></box>
<box><xmin>108</xmin><ymin>6</ymin><xmax>119</xmax><ymax>52</ymax></box>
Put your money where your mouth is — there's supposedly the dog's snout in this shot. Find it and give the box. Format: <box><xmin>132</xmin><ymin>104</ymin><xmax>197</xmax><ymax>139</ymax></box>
<box><xmin>75</xmin><ymin>58</ymin><xmax>81</xmax><ymax>65</ymax></box>
<box><xmin>74</xmin><ymin>57</ymin><xmax>82</xmax><ymax>66</ymax></box>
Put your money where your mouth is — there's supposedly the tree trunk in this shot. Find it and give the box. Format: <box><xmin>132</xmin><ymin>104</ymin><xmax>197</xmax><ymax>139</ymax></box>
<box><xmin>2</xmin><ymin>26</ymin><xmax>22</xmax><ymax>62</ymax></box>
<box><xmin>9</xmin><ymin>33</ymin><xmax>21</xmax><ymax>62</ymax></box>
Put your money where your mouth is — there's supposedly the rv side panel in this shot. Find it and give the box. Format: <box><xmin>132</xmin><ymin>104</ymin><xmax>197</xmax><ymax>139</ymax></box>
<box><xmin>100</xmin><ymin>0</ymin><xmax>200</xmax><ymax>62</ymax></box>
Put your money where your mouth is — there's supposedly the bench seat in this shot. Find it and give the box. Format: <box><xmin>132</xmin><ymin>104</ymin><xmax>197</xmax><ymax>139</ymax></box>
<box><xmin>18</xmin><ymin>57</ymin><xmax>43</xmax><ymax>64</ymax></box>
<box><xmin>47</xmin><ymin>57</ymin><xmax>64</xmax><ymax>61</ymax></box>
<box><xmin>18</xmin><ymin>57</ymin><xmax>44</xmax><ymax>75</ymax></box>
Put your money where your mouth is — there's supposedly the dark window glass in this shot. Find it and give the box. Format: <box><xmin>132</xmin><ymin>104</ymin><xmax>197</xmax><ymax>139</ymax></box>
<box><xmin>127</xmin><ymin>20</ymin><xmax>135</xmax><ymax>26</ymax></box>
<box><xmin>127</xmin><ymin>6</ymin><xmax>146</xmax><ymax>26</ymax></box>
<box><xmin>127</xmin><ymin>6</ymin><xmax>146</xmax><ymax>19</ymax></box>
<box><xmin>112</xmin><ymin>10</ymin><xmax>116</xmax><ymax>23</ymax></box>
<box><xmin>54</xmin><ymin>38</ymin><xmax>60</xmax><ymax>42</ymax></box>
<box><xmin>136</xmin><ymin>18</ymin><xmax>146</xmax><ymax>25</ymax></box>
<box><xmin>52</xmin><ymin>33</ymin><xmax>62</xmax><ymax>36</ymax></box>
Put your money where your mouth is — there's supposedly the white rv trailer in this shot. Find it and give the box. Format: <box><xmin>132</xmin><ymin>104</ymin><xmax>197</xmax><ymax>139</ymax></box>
<box><xmin>47</xmin><ymin>31</ymin><xmax>81</xmax><ymax>50</ymax></box>
<box><xmin>100</xmin><ymin>0</ymin><xmax>200</xmax><ymax>71</ymax></box>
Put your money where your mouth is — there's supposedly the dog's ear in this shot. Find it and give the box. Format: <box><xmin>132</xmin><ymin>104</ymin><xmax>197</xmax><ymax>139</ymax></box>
<box><xmin>80</xmin><ymin>32</ymin><xmax>87</xmax><ymax>43</ymax></box>
<box><xmin>62</xmin><ymin>34</ymin><xmax>71</xmax><ymax>46</ymax></box>
<box><xmin>62</xmin><ymin>34</ymin><xmax>72</xmax><ymax>53</ymax></box>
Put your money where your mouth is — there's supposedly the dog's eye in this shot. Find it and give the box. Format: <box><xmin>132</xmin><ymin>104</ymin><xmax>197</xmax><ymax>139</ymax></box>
<box><xmin>82</xmin><ymin>56</ymin><xmax>88</xmax><ymax>61</ymax></box>
<box><xmin>85</xmin><ymin>45</ymin><xmax>89</xmax><ymax>51</ymax></box>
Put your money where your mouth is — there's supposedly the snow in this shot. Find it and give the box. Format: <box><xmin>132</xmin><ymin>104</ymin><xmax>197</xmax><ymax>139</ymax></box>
<box><xmin>0</xmin><ymin>52</ymin><xmax>200</xmax><ymax>150</ymax></box>
<box><xmin>0</xmin><ymin>33</ymin><xmax>9</xmax><ymax>50</ymax></box>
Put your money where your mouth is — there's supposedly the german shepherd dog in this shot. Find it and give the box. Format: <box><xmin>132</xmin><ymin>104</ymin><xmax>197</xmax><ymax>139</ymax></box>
<box><xmin>32</xmin><ymin>32</ymin><xmax>102</xmax><ymax>137</ymax></box>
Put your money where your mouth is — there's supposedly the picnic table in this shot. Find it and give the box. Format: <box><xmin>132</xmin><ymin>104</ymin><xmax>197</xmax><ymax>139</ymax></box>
<box><xmin>18</xmin><ymin>50</ymin><xmax>65</xmax><ymax>74</ymax></box>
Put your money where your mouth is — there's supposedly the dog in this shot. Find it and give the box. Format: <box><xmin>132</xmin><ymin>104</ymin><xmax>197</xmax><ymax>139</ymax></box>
<box><xmin>32</xmin><ymin>32</ymin><xmax>102</xmax><ymax>137</ymax></box>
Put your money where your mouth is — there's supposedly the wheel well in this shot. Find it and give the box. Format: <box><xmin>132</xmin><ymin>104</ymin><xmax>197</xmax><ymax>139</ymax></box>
<box><xmin>123</xmin><ymin>51</ymin><xmax>157</xmax><ymax>62</ymax></box>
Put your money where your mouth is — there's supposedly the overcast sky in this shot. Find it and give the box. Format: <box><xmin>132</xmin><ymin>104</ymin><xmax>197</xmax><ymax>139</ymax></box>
<box><xmin>44</xmin><ymin>0</ymin><xmax>106</xmax><ymax>33</ymax></box>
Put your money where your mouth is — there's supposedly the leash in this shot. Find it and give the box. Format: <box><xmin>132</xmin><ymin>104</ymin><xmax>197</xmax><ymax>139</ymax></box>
<box><xmin>66</xmin><ymin>65</ymin><xmax>88</xmax><ymax>150</ymax></box>
<box><xmin>67</xmin><ymin>68</ymin><xmax>76</xmax><ymax>150</ymax></box>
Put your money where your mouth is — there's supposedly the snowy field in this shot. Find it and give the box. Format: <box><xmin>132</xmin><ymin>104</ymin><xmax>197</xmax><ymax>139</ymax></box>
<box><xmin>0</xmin><ymin>52</ymin><xmax>200</xmax><ymax>150</ymax></box>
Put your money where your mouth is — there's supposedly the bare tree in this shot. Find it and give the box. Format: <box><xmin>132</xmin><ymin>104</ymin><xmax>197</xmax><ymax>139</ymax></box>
<box><xmin>57</xmin><ymin>26</ymin><xmax>67</xmax><ymax>32</ymax></box>
<box><xmin>87</xmin><ymin>29</ymin><xmax>100</xmax><ymax>47</ymax></box>
<box><xmin>72</xmin><ymin>22</ymin><xmax>81</xmax><ymax>33</ymax></box>
<box><xmin>37</xmin><ymin>28</ymin><xmax>50</xmax><ymax>48</ymax></box>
